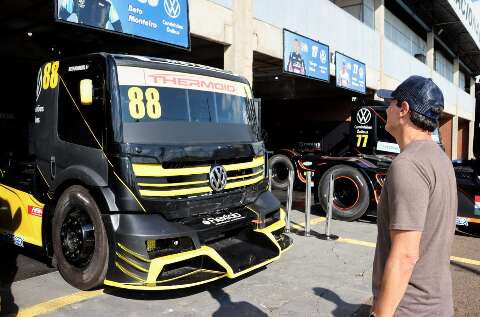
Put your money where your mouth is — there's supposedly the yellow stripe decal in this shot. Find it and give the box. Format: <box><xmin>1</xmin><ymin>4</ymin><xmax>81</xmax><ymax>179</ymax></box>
<box><xmin>138</xmin><ymin>180</ymin><xmax>209</xmax><ymax>188</ymax></box>
<box><xmin>16</xmin><ymin>290</ymin><xmax>105</xmax><ymax>317</ymax></box>
<box><xmin>132</xmin><ymin>156</ymin><xmax>264</xmax><ymax>177</ymax></box>
<box><xmin>115</xmin><ymin>262</ymin><xmax>146</xmax><ymax>282</ymax></box>
<box><xmin>228</xmin><ymin>169</ymin><xmax>264</xmax><ymax>181</ymax></box>
<box><xmin>139</xmin><ymin>174</ymin><xmax>264</xmax><ymax>197</ymax></box>
<box><xmin>117</xmin><ymin>243</ymin><xmax>151</xmax><ymax>263</ymax></box>
<box><xmin>140</xmin><ymin>186</ymin><xmax>212</xmax><ymax>197</ymax></box>
<box><xmin>224</xmin><ymin>175</ymin><xmax>264</xmax><ymax>190</ymax></box>
<box><xmin>116</xmin><ymin>252</ymin><xmax>149</xmax><ymax>273</ymax></box>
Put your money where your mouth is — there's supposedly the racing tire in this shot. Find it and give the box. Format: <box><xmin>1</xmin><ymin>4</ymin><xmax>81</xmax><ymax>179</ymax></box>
<box><xmin>269</xmin><ymin>154</ymin><xmax>295</xmax><ymax>190</ymax></box>
<box><xmin>52</xmin><ymin>185</ymin><xmax>109</xmax><ymax>290</ymax></box>
<box><xmin>318</xmin><ymin>165</ymin><xmax>370</xmax><ymax>221</ymax></box>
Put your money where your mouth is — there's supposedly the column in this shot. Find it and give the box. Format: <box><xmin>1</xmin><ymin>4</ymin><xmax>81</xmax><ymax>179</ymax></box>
<box><xmin>374</xmin><ymin>0</ymin><xmax>385</xmax><ymax>96</ymax></box>
<box><xmin>224</xmin><ymin>0</ymin><xmax>253</xmax><ymax>84</ymax></box>
<box><xmin>468</xmin><ymin>120</ymin><xmax>475</xmax><ymax>159</ymax></box>
<box><xmin>426</xmin><ymin>32</ymin><xmax>434</xmax><ymax>73</ymax></box>
<box><xmin>451</xmin><ymin>115</ymin><xmax>458</xmax><ymax>160</ymax></box>
<box><xmin>470</xmin><ymin>77</ymin><xmax>476</xmax><ymax>96</ymax></box>
<box><xmin>453</xmin><ymin>58</ymin><xmax>460</xmax><ymax>88</ymax></box>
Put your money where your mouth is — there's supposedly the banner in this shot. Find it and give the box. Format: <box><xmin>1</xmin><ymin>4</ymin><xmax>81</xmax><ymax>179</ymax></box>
<box><xmin>55</xmin><ymin>0</ymin><xmax>190</xmax><ymax>49</ymax></box>
<box><xmin>283</xmin><ymin>29</ymin><xmax>330</xmax><ymax>82</ymax></box>
<box><xmin>335</xmin><ymin>52</ymin><xmax>366</xmax><ymax>94</ymax></box>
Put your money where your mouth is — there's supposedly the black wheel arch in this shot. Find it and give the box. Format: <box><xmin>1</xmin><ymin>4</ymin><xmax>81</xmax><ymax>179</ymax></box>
<box><xmin>43</xmin><ymin>178</ymin><xmax>117</xmax><ymax>258</ymax></box>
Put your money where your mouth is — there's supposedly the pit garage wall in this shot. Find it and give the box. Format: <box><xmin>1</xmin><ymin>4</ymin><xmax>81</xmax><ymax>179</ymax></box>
<box><xmin>189</xmin><ymin>0</ymin><xmax>477</xmax><ymax>159</ymax></box>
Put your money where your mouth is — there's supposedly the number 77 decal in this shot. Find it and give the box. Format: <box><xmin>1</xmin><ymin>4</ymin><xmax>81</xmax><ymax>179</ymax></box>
<box><xmin>356</xmin><ymin>134</ymin><xmax>368</xmax><ymax>147</ymax></box>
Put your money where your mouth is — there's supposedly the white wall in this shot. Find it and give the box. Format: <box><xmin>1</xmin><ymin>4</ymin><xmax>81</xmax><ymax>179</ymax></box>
<box><xmin>208</xmin><ymin>0</ymin><xmax>233</xmax><ymax>9</ymax></box>
<box><xmin>383</xmin><ymin>38</ymin><xmax>430</xmax><ymax>85</ymax></box>
<box><xmin>253</xmin><ymin>0</ymin><xmax>380</xmax><ymax>88</ymax></box>
<box><xmin>384</xmin><ymin>9</ymin><xmax>426</xmax><ymax>58</ymax></box>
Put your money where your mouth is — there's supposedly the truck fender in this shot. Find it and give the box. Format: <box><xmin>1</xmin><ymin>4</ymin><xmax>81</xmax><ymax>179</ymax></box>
<box><xmin>52</xmin><ymin>165</ymin><xmax>107</xmax><ymax>192</ymax></box>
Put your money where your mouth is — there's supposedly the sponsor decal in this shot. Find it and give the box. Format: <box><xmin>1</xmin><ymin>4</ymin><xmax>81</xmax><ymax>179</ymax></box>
<box><xmin>376</xmin><ymin>141</ymin><xmax>400</xmax><ymax>154</ymax></box>
<box><xmin>475</xmin><ymin>196</ymin><xmax>480</xmax><ymax>216</ymax></box>
<box><xmin>456</xmin><ymin>217</ymin><xmax>469</xmax><ymax>227</ymax></box>
<box><xmin>356</xmin><ymin>108</ymin><xmax>372</xmax><ymax>125</ymax></box>
<box><xmin>148</xmin><ymin>73</ymin><xmax>236</xmax><ymax>94</ymax></box>
<box><xmin>68</xmin><ymin>64</ymin><xmax>90</xmax><ymax>72</ymax></box>
<box><xmin>117</xmin><ymin>67</ymin><xmax>249</xmax><ymax>97</ymax></box>
<box><xmin>164</xmin><ymin>0</ymin><xmax>181</xmax><ymax>19</ymax></box>
<box><xmin>0</xmin><ymin>232</ymin><xmax>24</xmax><ymax>247</ymax></box>
<box><xmin>202</xmin><ymin>212</ymin><xmax>245</xmax><ymax>226</ymax></box>
<box><xmin>28</xmin><ymin>205</ymin><xmax>43</xmax><ymax>217</ymax></box>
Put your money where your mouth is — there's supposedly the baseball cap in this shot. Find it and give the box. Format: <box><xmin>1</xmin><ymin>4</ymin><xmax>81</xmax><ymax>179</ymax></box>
<box><xmin>377</xmin><ymin>75</ymin><xmax>444</xmax><ymax>120</ymax></box>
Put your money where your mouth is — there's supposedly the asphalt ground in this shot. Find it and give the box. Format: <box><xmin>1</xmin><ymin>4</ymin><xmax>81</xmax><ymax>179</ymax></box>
<box><xmin>0</xmin><ymin>189</ymin><xmax>479</xmax><ymax>317</ymax></box>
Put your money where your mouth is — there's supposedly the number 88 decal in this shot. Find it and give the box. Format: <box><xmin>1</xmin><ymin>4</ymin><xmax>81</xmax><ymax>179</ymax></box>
<box><xmin>128</xmin><ymin>87</ymin><xmax>162</xmax><ymax>120</ymax></box>
<box><xmin>42</xmin><ymin>61</ymin><xmax>60</xmax><ymax>90</ymax></box>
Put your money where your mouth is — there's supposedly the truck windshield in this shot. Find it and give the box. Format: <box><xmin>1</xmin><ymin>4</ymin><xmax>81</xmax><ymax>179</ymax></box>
<box><xmin>116</xmin><ymin>66</ymin><xmax>258</xmax><ymax>144</ymax></box>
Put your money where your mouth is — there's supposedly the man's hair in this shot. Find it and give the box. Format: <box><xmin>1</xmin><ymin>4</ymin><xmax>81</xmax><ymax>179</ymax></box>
<box><xmin>399</xmin><ymin>100</ymin><xmax>442</xmax><ymax>132</ymax></box>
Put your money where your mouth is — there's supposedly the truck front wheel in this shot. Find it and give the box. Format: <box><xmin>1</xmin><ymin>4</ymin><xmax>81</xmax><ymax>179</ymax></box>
<box><xmin>318</xmin><ymin>165</ymin><xmax>370</xmax><ymax>221</ymax></box>
<box><xmin>269</xmin><ymin>154</ymin><xmax>295</xmax><ymax>190</ymax></box>
<box><xmin>52</xmin><ymin>185</ymin><xmax>109</xmax><ymax>290</ymax></box>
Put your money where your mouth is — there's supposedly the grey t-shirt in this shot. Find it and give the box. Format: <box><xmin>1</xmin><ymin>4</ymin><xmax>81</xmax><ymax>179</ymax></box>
<box><xmin>372</xmin><ymin>140</ymin><xmax>457</xmax><ymax>317</ymax></box>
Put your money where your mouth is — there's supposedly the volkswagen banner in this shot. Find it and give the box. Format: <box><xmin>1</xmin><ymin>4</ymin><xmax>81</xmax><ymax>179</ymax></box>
<box><xmin>335</xmin><ymin>52</ymin><xmax>366</xmax><ymax>94</ymax></box>
<box><xmin>55</xmin><ymin>0</ymin><xmax>190</xmax><ymax>49</ymax></box>
<box><xmin>283</xmin><ymin>29</ymin><xmax>330</xmax><ymax>82</ymax></box>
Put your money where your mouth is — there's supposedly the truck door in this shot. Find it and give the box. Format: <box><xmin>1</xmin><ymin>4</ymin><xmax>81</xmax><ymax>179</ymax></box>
<box><xmin>37</xmin><ymin>57</ymin><xmax>109</xmax><ymax>192</ymax></box>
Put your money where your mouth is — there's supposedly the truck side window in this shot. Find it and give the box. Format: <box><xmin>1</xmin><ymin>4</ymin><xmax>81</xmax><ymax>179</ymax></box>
<box><xmin>57</xmin><ymin>64</ymin><xmax>105</xmax><ymax>148</ymax></box>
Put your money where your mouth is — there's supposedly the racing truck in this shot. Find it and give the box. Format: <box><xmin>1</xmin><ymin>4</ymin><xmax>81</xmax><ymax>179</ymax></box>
<box><xmin>269</xmin><ymin>97</ymin><xmax>444</xmax><ymax>222</ymax></box>
<box><xmin>0</xmin><ymin>53</ymin><xmax>291</xmax><ymax>291</ymax></box>
<box><xmin>269</xmin><ymin>98</ymin><xmax>399</xmax><ymax>221</ymax></box>
<box><xmin>453</xmin><ymin>99</ymin><xmax>480</xmax><ymax>234</ymax></box>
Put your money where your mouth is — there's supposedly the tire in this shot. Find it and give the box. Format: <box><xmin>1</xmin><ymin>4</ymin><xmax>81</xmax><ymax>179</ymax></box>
<box><xmin>269</xmin><ymin>154</ymin><xmax>294</xmax><ymax>190</ymax></box>
<box><xmin>52</xmin><ymin>185</ymin><xmax>109</xmax><ymax>290</ymax></box>
<box><xmin>318</xmin><ymin>165</ymin><xmax>370</xmax><ymax>221</ymax></box>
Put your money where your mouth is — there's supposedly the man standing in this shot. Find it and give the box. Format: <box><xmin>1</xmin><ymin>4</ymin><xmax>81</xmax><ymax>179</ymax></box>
<box><xmin>371</xmin><ymin>76</ymin><xmax>457</xmax><ymax>317</ymax></box>
<box><xmin>287</xmin><ymin>39</ymin><xmax>306</xmax><ymax>75</ymax></box>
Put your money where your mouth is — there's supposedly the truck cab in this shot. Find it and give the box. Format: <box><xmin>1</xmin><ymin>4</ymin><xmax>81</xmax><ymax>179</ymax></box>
<box><xmin>0</xmin><ymin>53</ymin><xmax>291</xmax><ymax>290</ymax></box>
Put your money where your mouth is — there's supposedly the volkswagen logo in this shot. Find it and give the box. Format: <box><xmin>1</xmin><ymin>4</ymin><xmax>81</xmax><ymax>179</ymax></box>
<box><xmin>356</xmin><ymin>108</ymin><xmax>372</xmax><ymax>125</ymax></box>
<box><xmin>164</xmin><ymin>0</ymin><xmax>181</xmax><ymax>18</ymax></box>
<box><xmin>320</xmin><ymin>49</ymin><xmax>327</xmax><ymax>64</ymax></box>
<box><xmin>209</xmin><ymin>165</ymin><xmax>227</xmax><ymax>192</ymax></box>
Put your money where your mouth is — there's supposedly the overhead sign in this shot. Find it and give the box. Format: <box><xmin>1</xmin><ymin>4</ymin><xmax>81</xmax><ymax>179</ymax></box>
<box><xmin>55</xmin><ymin>0</ymin><xmax>190</xmax><ymax>49</ymax></box>
<box><xmin>335</xmin><ymin>52</ymin><xmax>366</xmax><ymax>94</ymax></box>
<box><xmin>283</xmin><ymin>29</ymin><xmax>330</xmax><ymax>82</ymax></box>
<box><xmin>448</xmin><ymin>0</ymin><xmax>480</xmax><ymax>50</ymax></box>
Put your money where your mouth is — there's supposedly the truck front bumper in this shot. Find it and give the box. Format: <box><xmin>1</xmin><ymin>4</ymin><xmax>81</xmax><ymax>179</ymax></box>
<box><xmin>103</xmin><ymin>206</ymin><xmax>291</xmax><ymax>290</ymax></box>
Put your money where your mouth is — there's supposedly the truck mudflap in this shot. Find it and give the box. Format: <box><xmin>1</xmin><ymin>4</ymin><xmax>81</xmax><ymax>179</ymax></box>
<box><xmin>104</xmin><ymin>209</ymin><xmax>292</xmax><ymax>290</ymax></box>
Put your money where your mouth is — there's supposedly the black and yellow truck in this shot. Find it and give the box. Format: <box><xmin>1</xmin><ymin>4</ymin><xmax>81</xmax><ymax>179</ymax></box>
<box><xmin>269</xmin><ymin>99</ymin><xmax>397</xmax><ymax>221</ymax></box>
<box><xmin>0</xmin><ymin>53</ymin><xmax>291</xmax><ymax>290</ymax></box>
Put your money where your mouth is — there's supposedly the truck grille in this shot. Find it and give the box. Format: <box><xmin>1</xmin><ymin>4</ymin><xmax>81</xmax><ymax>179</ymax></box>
<box><xmin>132</xmin><ymin>156</ymin><xmax>265</xmax><ymax>198</ymax></box>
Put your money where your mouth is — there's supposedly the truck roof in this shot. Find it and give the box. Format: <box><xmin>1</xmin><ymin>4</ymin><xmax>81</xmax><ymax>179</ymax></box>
<box><xmin>107</xmin><ymin>53</ymin><xmax>250</xmax><ymax>85</ymax></box>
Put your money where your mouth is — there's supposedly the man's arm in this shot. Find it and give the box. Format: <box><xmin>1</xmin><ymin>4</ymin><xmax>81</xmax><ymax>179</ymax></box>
<box><xmin>372</xmin><ymin>230</ymin><xmax>421</xmax><ymax>317</ymax></box>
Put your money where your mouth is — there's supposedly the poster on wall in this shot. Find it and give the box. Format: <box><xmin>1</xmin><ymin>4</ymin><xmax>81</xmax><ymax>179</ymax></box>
<box><xmin>55</xmin><ymin>0</ymin><xmax>190</xmax><ymax>49</ymax></box>
<box><xmin>283</xmin><ymin>29</ymin><xmax>330</xmax><ymax>82</ymax></box>
<box><xmin>335</xmin><ymin>52</ymin><xmax>366</xmax><ymax>94</ymax></box>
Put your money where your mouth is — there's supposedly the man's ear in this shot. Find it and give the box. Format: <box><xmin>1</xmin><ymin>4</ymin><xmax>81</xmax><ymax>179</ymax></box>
<box><xmin>399</xmin><ymin>101</ymin><xmax>410</xmax><ymax>117</ymax></box>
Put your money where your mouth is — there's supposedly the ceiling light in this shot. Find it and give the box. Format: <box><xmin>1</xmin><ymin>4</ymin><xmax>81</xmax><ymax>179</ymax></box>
<box><xmin>27</xmin><ymin>32</ymin><xmax>32</xmax><ymax>37</ymax></box>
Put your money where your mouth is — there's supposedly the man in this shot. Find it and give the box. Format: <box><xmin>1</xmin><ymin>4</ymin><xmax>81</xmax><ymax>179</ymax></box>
<box><xmin>287</xmin><ymin>39</ymin><xmax>306</xmax><ymax>75</ymax></box>
<box><xmin>58</xmin><ymin>0</ymin><xmax>123</xmax><ymax>32</ymax></box>
<box><xmin>338</xmin><ymin>62</ymin><xmax>350</xmax><ymax>87</ymax></box>
<box><xmin>371</xmin><ymin>75</ymin><xmax>457</xmax><ymax>317</ymax></box>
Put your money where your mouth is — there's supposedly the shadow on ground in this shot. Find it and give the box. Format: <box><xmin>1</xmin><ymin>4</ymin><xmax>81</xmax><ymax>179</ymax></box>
<box><xmin>314</xmin><ymin>287</ymin><xmax>372</xmax><ymax>317</ymax></box>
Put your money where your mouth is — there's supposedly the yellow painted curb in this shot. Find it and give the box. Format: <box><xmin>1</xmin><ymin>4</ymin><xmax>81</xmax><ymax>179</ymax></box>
<box><xmin>291</xmin><ymin>216</ymin><xmax>326</xmax><ymax>230</ymax></box>
<box><xmin>16</xmin><ymin>289</ymin><xmax>105</xmax><ymax>317</ymax></box>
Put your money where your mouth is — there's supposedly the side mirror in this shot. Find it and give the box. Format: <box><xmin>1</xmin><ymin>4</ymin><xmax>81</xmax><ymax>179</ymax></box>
<box><xmin>80</xmin><ymin>79</ymin><xmax>93</xmax><ymax>106</ymax></box>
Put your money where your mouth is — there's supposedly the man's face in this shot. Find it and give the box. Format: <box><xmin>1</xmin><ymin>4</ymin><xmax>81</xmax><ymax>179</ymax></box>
<box><xmin>293</xmin><ymin>40</ymin><xmax>300</xmax><ymax>53</ymax></box>
<box><xmin>385</xmin><ymin>99</ymin><xmax>402</xmax><ymax>136</ymax></box>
